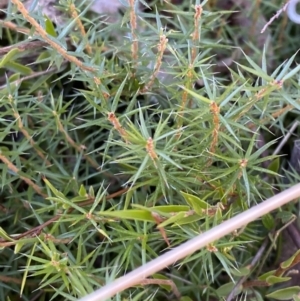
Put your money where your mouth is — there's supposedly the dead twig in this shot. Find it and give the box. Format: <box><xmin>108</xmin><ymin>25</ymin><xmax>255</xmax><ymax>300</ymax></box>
<box><xmin>0</xmin><ymin>187</ymin><xmax>129</xmax><ymax>247</ymax></box>
<box><xmin>261</xmin><ymin>0</ymin><xmax>290</xmax><ymax>33</ymax></box>
<box><xmin>0</xmin><ymin>62</ymin><xmax>68</xmax><ymax>90</ymax></box>
<box><xmin>0</xmin><ymin>20</ymin><xmax>31</xmax><ymax>35</ymax></box>
<box><xmin>140</xmin><ymin>278</ymin><xmax>181</xmax><ymax>300</ymax></box>
<box><xmin>226</xmin><ymin>239</ymin><xmax>269</xmax><ymax>301</ymax></box>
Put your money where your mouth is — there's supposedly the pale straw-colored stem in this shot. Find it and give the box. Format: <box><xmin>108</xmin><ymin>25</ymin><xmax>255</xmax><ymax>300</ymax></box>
<box><xmin>78</xmin><ymin>182</ymin><xmax>300</xmax><ymax>301</ymax></box>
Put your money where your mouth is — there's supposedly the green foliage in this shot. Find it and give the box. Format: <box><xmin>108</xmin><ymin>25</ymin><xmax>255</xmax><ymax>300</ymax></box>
<box><xmin>1</xmin><ymin>0</ymin><xmax>300</xmax><ymax>300</ymax></box>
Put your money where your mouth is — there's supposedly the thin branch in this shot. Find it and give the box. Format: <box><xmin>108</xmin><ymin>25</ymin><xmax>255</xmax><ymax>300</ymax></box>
<box><xmin>286</xmin><ymin>222</ymin><xmax>300</xmax><ymax>249</ymax></box>
<box><xmin>191</xmin><ymin>5</ymin><xmax>202</xmax><ymax>63</ymax></box>
<box><xmin>129</xmin><ymin>0</ymin><xmax>138</xmax><ymax>65</ymax></box>
<box><xmin>0</xmin><ymin>62</ymin><xmax>68</xmax><ymax>90</ymax></box>
<box><xmin>0</xmin><ymin>187</ymin><xmax>129</xmax><ymax>247</ymax></box>
<box><xmin>69</xmin><ymin>3</ymin><xmax>92</xmax><ymax>55</ymax></box>
<box><xmin>10</xmin><ymin>0</ymin><xmax>96</xmax><ymax>73</ymax></box>
<box><xmin>0</xmin><ymin>20</ymin><xmax>31</xmax><ymax>35</ymax></box>
<box><xmin>226</xmin><ymin>239</ymin><xmax>269</xmax><ymax>301</ymax></box>
<box><xmin>54</xmin><ymin>111</ymin><xmax>100</xmax><ymax>170</ymax></box>
<box><xmin>12</xmin><ymin>109</ymin><xmax>52</xmax><ymax>166</ymax></box>
<box><xmin>140</xmin><ymin>279</ymin><xmax>181</xmax><ymax>299</ymax></box>
<box><xmin>261</xmin><ymin>1</ymin><xmax>290</xmax><ymax>33</ymax></box>
<box><xmin>273</xmin><ymin>120</ymin><xmax>299</xmax><ymax>156</ymax></box>
<box><xmin>0</xmin><ymin>153</ymin><xmax>47</xmax><ymax>197</ymax></box>
<box><xmin>0</xmin><ymin>37</ymin><xmax>72</xmax><ymax>55</ymax></box>
<box><xmin>0</xmin><ymin>40</ymin><xmax>48</xmax><ymax>55</ymax></box>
